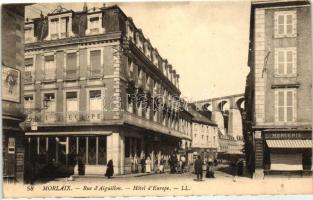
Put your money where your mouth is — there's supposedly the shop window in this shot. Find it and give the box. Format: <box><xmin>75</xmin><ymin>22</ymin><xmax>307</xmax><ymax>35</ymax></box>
<box><xmin>88</xmin><ymin>137</ymin><xmax>97</xmax><ymax>165</ymax></box>
<box><xmin>98</xmin><ymin>136</ymin><xmax>107</xmax><ymax>165</ymax></box>
<box><xmin>125</xmin><ymin>137</ymin><xmax>130</xmax><ymax>158</ymax></box>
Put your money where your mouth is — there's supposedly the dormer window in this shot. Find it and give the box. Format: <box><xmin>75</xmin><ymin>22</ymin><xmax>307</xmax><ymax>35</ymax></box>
<box><xmin>86</xmin><ymin>13</ymin><xmax>105</xmax><ymax>35</ymax></box>
<box><xmin>47</xmin><ymin>13</ymin><xmax>73</xmax><ymax>40</ymax></box>
<box><xmin>50</xmin><ymin>18</ymin><xmax>59</xmax><ymax>40</ymax></box>
<box><xmin>60</xmin><ymin>17</ymin><xmax>69</xmax><ymax>38</ymax></box>
<box><xmin>25</xmin><ymin>24</ymin><xmax>35</xmax><ymax>43</ymax></box>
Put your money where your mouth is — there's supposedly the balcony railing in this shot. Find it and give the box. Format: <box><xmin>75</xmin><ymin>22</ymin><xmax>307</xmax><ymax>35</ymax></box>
<box><xmin>88</xmin><ymin>67</ymin><xmax>103</xmax><ymax>79</ymax></box>
<box><xmin>64</xmin><ymin>69</ymin><xmax>79</xmax><ymax>80</ymax></box>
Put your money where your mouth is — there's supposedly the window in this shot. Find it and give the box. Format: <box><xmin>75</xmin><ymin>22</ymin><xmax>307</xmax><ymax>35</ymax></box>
<box><xmin>66</xmin><ymin>92</ymin><xmax>78</xmax><ymax>122</ymax></box>
<box><xmin>89</xmin><ymin>90</ymin><xmax>102</xmax><ymax>121</ymax></box>
<box><xmin>50</xmin><ymin>18</ymin><xmax>59</xmax><ymax>40</ymax></box>
<box><xmin>275</xmin><ymin>89</ymin><xmax>297</xmax><ymax>123</ymax></box>
<box><xmin>25</xmin><ymin>26</ymin><xmax>34</xmax><ymax>43</ymax></box>
<box><xmin>275</xmin><ymin>48</ymin><xmax>297</xmax><ymax>76</ymax></box>
<box><xmin>89</xmin><ymin>50</ymin><xmax>102</xmax><ymax>77</ymax></box>
<box><xmin>25</xmin><ymin>57</ymin><xmax>34</xmax><ymax>82</ymax></box>
<box><xmin>44</xmin><ymin>55</ymin><xmax>56</xmax><ymax>80</ymax></box>
<box><xmin>86</xmin><ymin>14</ymin><xmax>104</xmax><ymax>35</ymax></box>
<box><xmin>24</xmin><ymin>95</ymin><xmax>34</xmax><ymax>121</ymax></box>
<box><xmin>66</xmin><ymin>52</ymin><xmax>77</xmax><ymax>79</ymax></box>
<box><xmin>89</xmin><ymin>17</ymin><xmax>99</xmax><ymax>34</ymax></box>
<box><xmin>44</xmin><ymin>93</ymin><xmax>56</xmax><ymax>122</ymax></box>
<box><xmin>274</xmin><ymin>11</ymin><xmax>297</xmax><ymax>38</ymax></box>
<box><xmin>60</xmin><ymin>17</ymin><xmax>68</xmax><ymax>38</ymax></box>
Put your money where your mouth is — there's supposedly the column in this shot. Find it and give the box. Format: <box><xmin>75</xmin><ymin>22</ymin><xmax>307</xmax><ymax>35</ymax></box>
<box><xmin>228</xmin><ymin>97</ymin><xmax>243</xmax><ymax>138</ymax></box>
<box><xmin>96</xmin><ymin>137</ymin><xmax>99</xmax><ymax>165</ymax></box>
<box><xmin>66</xmin><ymin>137</ymin><xmax>69</xmax><ymax>166</ymax></box>
<box><xmin>253</xmin><ymin>131</ymin><xmax>264</xmax><ymax>179</ymax></box>
<box><xmin>106</xmin><ymin>132</ymin><xmax>124</xmax><ymax>175</ymax></box>
<box><xmin>46</xmin><ymin>138</ymin><xmax>49</xmax><ymax>152</ymax></box>
<box><xmin>56</xmin><ymin>137</ymin><xmax>59</xmax><ymax>162</ymax></box>
<box><xmin>37</xmin><ymin>137</ymin><xmax>40</xmax><ymax>155</ymax></box>
<box><xmin>86</xmin><ymin>137</ymin><xmax>89</xmax><ymax>164</ymax></box>
<box><xmin>76</xmin><ymin>137</ymin><xmax>79</xmax><ymax>155</ymax></box>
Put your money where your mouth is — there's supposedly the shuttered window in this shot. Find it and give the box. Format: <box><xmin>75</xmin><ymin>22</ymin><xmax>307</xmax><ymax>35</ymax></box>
<box><xmin>274</xmin><ymin>11</ymin><xmax>297</xmax><ymax>38</ymax></box>
<box><xmin>274</xmin><ymin>48</ymin><xmax>297</xmax><ymax>76</ymax></box>
<box><xmin>50</xmin><ymin>18</ymin><xmax>59</xmax><ymax>39</ymax></box>
<box><xmin>24</xmin><ymin>95</ymin><xmax>34</xmax><ymax>110</ymax></box>
<box><xmin>60</xmin><ymin>17</ymin><xmax>68</xmax><ymax>38</ymax></box>
<box><xmin>67</xmin><ymin>53</ymin><xmax>77</xmax><ymax>69</ymax></box>
<box><xmin>44</xmin><ymin>93</ymin><xmax>56</xmax><ymax>112</ymax></box>
<box><xmin>90</xmin><ymin>50</ymin><xmax>101</xmax><ymax>73</ymax></box>
<box><xmin>44</xmin><ymin>55</ymin><xmax>56</xmax><ymax>80</ymax></box>
<box><xmin>275</xmin><ymin>89</ymin><xmax>297</xmax><ymax>123</ymax></box>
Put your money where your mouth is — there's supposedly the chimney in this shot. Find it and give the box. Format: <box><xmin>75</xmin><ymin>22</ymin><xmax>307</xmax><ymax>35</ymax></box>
<box><xmin>83</xmin><ymin>2</ymin><xmax>88</xmax><ymax>12</ymax></box>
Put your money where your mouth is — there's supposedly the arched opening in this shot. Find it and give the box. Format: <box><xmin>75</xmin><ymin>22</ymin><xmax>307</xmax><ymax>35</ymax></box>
<box><xmin>217</xmin><ymin>100</ymin><xmax>230</xmax><ymax>133</ymax></box>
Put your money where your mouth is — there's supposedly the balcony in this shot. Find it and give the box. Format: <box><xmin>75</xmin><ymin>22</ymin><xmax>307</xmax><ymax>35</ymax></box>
<box><xmin>64</xmin><ymin>69</ymin><xmax>79</xmax><ymax>80</ymax></box>
<box><xmin>43</xmin><ymin>72</ymin><xmax>56</xmax><ymax>82</ymax></box>
<box><xmin>88</xmin><ymin>68</ymin><xmax>103</xmax><ymax>79</ymax></box>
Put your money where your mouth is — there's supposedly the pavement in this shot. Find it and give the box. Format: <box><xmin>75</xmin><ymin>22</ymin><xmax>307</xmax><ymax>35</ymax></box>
<box><xmin>3</xmin><ymin>167</ymin><xmax>313</xmax><ymax>198</ymax></box>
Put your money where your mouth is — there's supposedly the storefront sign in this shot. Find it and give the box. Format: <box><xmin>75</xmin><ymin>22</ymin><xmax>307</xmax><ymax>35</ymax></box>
<box><xmin>264</xmin><ymin>132</ymin><xmax>311</xmax><ymax>140</ymax></box>
<box><xmin>2</xmin><ymin>66</ymin><xmax>20</xmax><ymax>103</ymax></box>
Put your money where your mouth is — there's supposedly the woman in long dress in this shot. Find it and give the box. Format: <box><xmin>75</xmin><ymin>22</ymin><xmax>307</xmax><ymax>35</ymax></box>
<box><xmin>105</xmin><ymin>160</ymin><xmax>114</xmax><ymax>179</ymax></box>
<box><xmin>145</xmin><ymin>156</ymin><xmax>152</xmax><ymax>173</ymax></box>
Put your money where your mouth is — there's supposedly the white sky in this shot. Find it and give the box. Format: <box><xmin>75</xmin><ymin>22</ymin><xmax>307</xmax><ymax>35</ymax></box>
<box><xmin>25</xmin><ymin>0</ymin><xmax>251</xmax><ymax>101</ymax></box>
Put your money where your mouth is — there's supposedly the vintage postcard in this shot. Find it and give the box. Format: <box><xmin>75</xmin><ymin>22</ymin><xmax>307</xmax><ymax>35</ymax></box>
<box><xmin>1</xmin><ymin>0</ymin><xmax>312</xmax><ymax>198</ymax></box>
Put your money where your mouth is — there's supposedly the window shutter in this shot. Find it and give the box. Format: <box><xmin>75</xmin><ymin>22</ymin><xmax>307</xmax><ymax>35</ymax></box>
<box><xmin>274</xmin><ymin>90</ymin><xmax>278</xmax><ymax>122</ymax></box>
<box><xmin>274</xmin><ymin>50</ymin><xmax>278</xmax><ymax>75</ymax></box>
<box><xmin>67</xmin><ymin>53</ymin><xmax>77</xmax><ymax>70</ymax></box>
<box><xmin>90</xmin><ymin>50</ymin><xmax>101</xmax><ymax>70</ymax></box>
<box><xmin>292</xmin><ymin>11</ymin><xmax>297</xmax><ymax>37</ymax></box>
<box><xmin>292</xmin><ymin>48</ymin><xmax>297</xmax><ymax>76</ymax></box>
<box><xmin>293</xmin><ymin>90</ymin><xmax>297</xmax><ymax>122</ymax></box>
<box><xmin>274</xmin><ymin>13</ymin><xmax>278</xmax><ymax>37</ymax></box>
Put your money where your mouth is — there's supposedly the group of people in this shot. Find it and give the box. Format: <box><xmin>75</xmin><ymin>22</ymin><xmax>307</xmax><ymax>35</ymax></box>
<box><xmin>131</xmin><ymin>154</ymin><xmax>166</xmax><ymax>174</ymax></box>
<box><xmin>194</xmin><ymin>155</ymin><xmax>216</xmax><ymax>181</ymax></box>
<box><xmin>168</xmin><ymin>153</ymin><xmax>187</xmax><ymax>174</ymax></box>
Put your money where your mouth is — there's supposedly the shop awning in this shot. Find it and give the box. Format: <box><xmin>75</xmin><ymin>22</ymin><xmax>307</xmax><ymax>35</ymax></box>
<box><xmin>266</xmin><ymin>140</ymin><xmax>312</xmax><ymax>148</ymax></box>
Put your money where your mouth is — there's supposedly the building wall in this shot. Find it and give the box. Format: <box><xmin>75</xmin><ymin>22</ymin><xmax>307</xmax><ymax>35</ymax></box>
<box><xmin>262</xmin><ymin>5</ymin><xmax>312</xmax><ymax>125</ymax></box>
<box><xmin>191</xmin><ymin>123</ymin><xmax>218</xmax><ymax>150</ymax></box>
<box><xmin>2</xmin><ymin>4</ymin><xmax>25</xmax><ymax>182</ymax></box>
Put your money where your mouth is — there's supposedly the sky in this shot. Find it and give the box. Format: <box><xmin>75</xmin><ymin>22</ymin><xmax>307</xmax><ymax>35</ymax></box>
<box><xmin>25</xmin><ymin>0</ymin><xmax>251</xmax><ymax>102</ymax></box>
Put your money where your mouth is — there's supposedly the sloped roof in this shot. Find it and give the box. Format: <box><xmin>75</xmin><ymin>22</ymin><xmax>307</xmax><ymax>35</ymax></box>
<box><xmin>188</xmin><ymin>103</ymin><xmax>217</xmax><ymax>126</ymax></box>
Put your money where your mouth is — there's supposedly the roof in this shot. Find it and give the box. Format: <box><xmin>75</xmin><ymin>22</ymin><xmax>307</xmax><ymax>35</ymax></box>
<box><xmin>187</xmin><ymin>104</ymin><xmax>217</xmax><ymax>126</ymax></box>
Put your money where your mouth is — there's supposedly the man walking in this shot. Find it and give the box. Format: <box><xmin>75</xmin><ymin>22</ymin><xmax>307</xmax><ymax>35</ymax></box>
<box><xmin>194</xmin><ymin>155</ymin><xmax>203</xmax><ymax>181</ymax></box>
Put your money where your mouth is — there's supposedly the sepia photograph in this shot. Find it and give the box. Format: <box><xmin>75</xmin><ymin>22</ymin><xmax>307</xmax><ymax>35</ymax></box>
<box><xmin>1</xmin><ymin>0</ymin><xmax>312</xmax><ymax>198</ymax></box>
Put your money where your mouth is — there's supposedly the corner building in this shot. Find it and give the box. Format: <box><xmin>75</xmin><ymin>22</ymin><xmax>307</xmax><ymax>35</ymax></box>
<box><xmin>24</xmin><ymin>5</ymin><xmax>192</xmax><ymax>175</ymax></box>
<box><xmin>245</xmin><ymin>0</ymin><xmax>312</xmax><ymax>177</ymax></box>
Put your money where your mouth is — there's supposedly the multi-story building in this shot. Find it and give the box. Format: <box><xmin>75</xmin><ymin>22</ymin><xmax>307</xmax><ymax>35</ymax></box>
<box><xmin>245</xmin><ymin>0</ymin><xmax>312</xmax><ymax>177</ymax></box>
<box><xmin>23</xmin><ymin>4</ymin><xmax>192</xmax><ymax>175</ymax></box>
<box><xmin>2</xmin><ymin>4</ymin><xmax>27</xmax><ymax>182</ymax></box>
<box><xmin>188</xmin><ymin>104</ymin><xmax>219</xmax><ymax>160</ymax></box>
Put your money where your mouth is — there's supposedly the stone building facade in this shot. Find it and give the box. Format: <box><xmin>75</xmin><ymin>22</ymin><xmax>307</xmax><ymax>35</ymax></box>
<box><xmin>245</xmin><ymin>0</ymin><xmax>312</xmax><ymax>177</ymax></box>
<box><xmin>2</xmin><ymin>4</ymin><xmax>26</xmax><ymax>182</ymax></box>
<box><xmin>23</xmin><ymin>5</ymin><xmax>192</xmax><ymax>175</ymax></box>
<box><xmin>188</xmin><ymin>104</ymin><xmax>219</xmax><ymax>160</ymax></box>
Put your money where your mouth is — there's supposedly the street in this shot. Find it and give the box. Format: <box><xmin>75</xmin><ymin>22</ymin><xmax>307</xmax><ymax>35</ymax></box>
<box><xmin>3</xmin><ymin>166</ymin><xmax>313</xmax><ymax>198</ymax></box>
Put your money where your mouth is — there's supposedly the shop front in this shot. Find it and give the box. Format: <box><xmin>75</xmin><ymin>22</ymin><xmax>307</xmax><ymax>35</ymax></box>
<box><xmin>263</xmin><ymin>130</ymin><xmax>312</xmax><ymax>175</ymax></box>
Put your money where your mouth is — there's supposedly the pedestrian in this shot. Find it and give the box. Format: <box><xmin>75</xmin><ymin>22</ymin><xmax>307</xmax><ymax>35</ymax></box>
<box><xmin>145</xmin><ymin>156</ymin><xmax>152</xmax><ymax>173</ymax></box>
<box><xmin>140</xmin><ymin>156</ymin><xmax>146</xmax><ymax>173</ymax></box>
<box><xmin>206</xmin><ymin>159</ymin><xmax>215</xmax><ymax>178</ymax></box>
<box><xmin>230</xmin><ymin>161</ymin><xmax>237</xmax><ymax>182</ymax></box>
<box><xmin>237</xmin><ymin>159</ymin><xmax>244</xmax><ymax>176</ymax></box>
<box><xmin>105</xmin><ymin>159</ymin><xmax>114</xmax><ymax>179</ymax></box>
<box><xmin>194</xmin><ymin>155</ymin><xmax>203</xmax><ymax>181</ymax></box>
<box><xmin>133</xmin><ymin>154</ymin><xmax>139</xmax><ymax>173</ymax></box>
<box><xmin>181</xmin><ymin>155</ymin><xmax>186</xmax><ymax>173</ymax></box>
